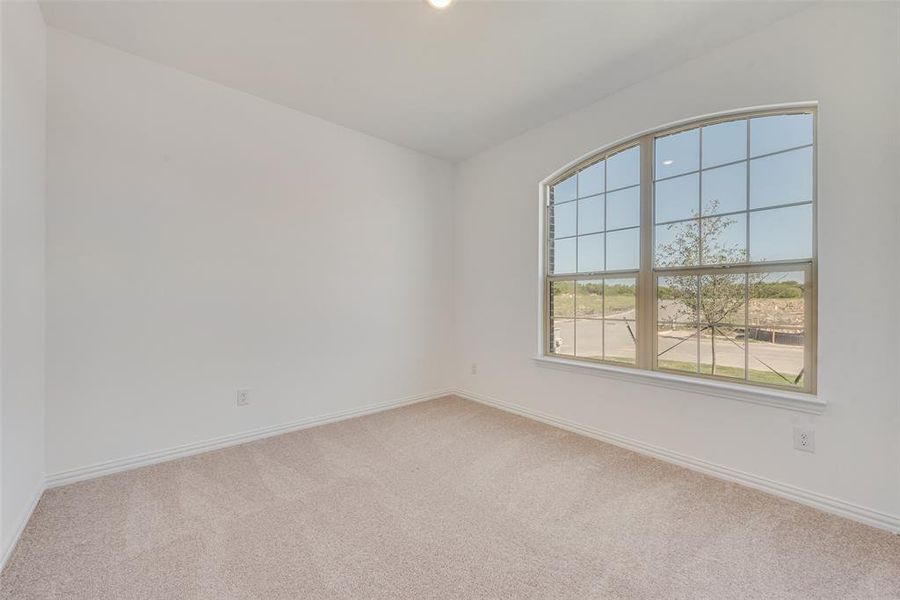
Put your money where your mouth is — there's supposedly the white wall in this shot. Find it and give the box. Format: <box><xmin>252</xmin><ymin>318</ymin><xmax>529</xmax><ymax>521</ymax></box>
<box><xmin>0</xmin><ymin>0</ymin><xmax>47</xmax><ymax>556</ymax></box>
<box><xmin>453</xmin><ymin>3</ymin><xmax>900</xmax><ymax>520</ymax></box>
<box><xmin>45</xmin><ymin>29</ymin><xmax>453</xmax><ymax>476</ymax></box>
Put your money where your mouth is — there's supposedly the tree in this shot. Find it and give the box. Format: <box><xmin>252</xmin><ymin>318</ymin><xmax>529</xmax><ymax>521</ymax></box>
<box><xmin>656</xmin><ymin>200</ymin><xmax>748</xmax><ymax>374</ymax></box>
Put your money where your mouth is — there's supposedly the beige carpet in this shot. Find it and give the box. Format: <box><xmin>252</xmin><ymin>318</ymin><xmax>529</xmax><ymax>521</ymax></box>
<box><xmin>2</xmin><ymin>396</ymin><xmax>898</xmax><ymax>599</ymax></box>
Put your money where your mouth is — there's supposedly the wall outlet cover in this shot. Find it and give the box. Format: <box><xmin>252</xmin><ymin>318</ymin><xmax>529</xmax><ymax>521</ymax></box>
<box><xmin>793</xmin><ymin>426</ymin><xmax>815</xmax><ymax>453</ymax></box>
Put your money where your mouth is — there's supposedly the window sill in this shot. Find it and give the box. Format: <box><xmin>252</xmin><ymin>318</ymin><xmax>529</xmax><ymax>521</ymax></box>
<box><xmin>532</xmin><ymin>355</ymin><xmax>825</xmax><ymax>414</ymax></box>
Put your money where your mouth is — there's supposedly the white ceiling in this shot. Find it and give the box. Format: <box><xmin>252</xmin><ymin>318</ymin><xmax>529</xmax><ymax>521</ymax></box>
<box><xmin>40</xmin><ymin>1</ymin><xmax>810</xmax><ymax>161</ymax></box>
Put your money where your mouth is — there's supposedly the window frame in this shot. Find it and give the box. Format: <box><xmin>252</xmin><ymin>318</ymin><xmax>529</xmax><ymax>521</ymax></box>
<box><xmin>540</xmin><ymin>105</ymin><xmax>817</xmax><ymax>395</ymax></box>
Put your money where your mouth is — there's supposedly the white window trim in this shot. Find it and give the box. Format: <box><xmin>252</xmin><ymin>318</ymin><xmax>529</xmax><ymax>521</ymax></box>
<box><xmin>536</xmin><ymin>103</ymin><xmax>821</xmax><ymax>412</ymax></box>
<box><xmin>532</xmin><ymin>355</ymin><xmax>824</xmax><ymax>414</ymax></box>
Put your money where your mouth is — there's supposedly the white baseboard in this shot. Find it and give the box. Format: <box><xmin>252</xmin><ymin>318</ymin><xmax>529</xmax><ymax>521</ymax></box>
<box><xmin>1</xmin><ymin>483</ymin><xmax>45</xmax><ymax>573</ymax></box>
<box><xmin>454</xmin><ymin>389</ymin><xmax>900</xmax><ymax>535</ymax></box>
<box><xmin>46</xmin><ymin>389</ymin><xmax>452</xmax><ymax>489</ymax></box>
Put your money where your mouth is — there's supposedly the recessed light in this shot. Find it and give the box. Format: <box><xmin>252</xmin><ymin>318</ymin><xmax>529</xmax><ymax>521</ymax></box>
<box><xmin>662</xmin><ymin>159</ymin><xmax>674</xmax><ymax>166</ymax></box>
<box><xmin>427</xmin><ymin>0</ymin><xmax>453</xmax><ymax>8</ymax></box>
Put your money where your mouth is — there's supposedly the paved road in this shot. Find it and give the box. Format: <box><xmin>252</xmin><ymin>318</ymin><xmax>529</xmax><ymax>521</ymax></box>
<box><xmin>552</xmin><ymin>313</ymin><xmax>803</xmax><ymax>380</ymax></box>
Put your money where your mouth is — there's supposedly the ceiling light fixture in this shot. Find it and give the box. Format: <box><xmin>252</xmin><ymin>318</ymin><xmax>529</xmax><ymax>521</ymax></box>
<box><xmin>662</xmin><ymin>159</ymin><xmax>674</xmax><ymax>165</ymax></box>
<box><xmin>427</xmin><ymin>0</ymin><xmax>453</xmax><ymax>9</ymax></box>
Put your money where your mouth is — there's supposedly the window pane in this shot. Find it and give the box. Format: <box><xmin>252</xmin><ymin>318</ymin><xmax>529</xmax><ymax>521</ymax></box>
<box><xmin>552</xmin><ymin>174</ymin><xmax>577</xmax><ymax>204</ymax></box>
<box><xmin>749</xmin><ymin>204</ymin><xmax>812</xmax><ymax>262</ymax></box>
<box><xmin>578</xmin><ymin>161</ymin><xmax>605</xmax><ymax>198</ymax></box>
<box><xmin>747</xmin><ymin>271</ymin><xmax>806</xmax><ymax>387</ymax></box>
<box><xmin>603</xmin><ymin>278</ymin><xmax>636</xmax><ymax>365</ymax></box>
<box><xmin>607</xmin><ymin>186</ymin><xmax>640</xmax><ymax>230</ymax></box>
<box><xmin>575</xmin><ymin>279</ymin><xmax>602</xmax><ymax>360</ymax></box>
<box><xmin>550</xmin><ymin>281</ymin><xmax>574</xmax><ymax>318</ymax></box>
<box><xmin>577</xmin><ymin>194</ymin><xmax>604</xmax><ymax>235</ymax></box>
<box><xmin>702</xmin><ymin>162</ymin><xmax>746</xmax><ymax>216</ymax></box>
<box><xmin>577</xmin><ymin>233</ymin><xmax>604</xmax><ymax>272</ymax></box>
<box><xmin>605</xmin><ymin>320</ymin><xmax>636</xmax><ymax>365</ymax></box>
<box><xmin>575</xmin><ymin>280</ymin><xmax>603</xmax><ymax>318</ymax></box>
<box><xmin>655</xmin><ymin>219</ymin><xmax>699</xmax><ymax>267</ymax></box>
<box><xmin>552</xmin><ymin>237</ymin><xmax>576</xmax><ymax>274</ymax></box>
<box><xmin>575</xmin><ymin>318</ymin><xmax>603</xmax><ymax>360</ymax></box>
<box><xmin>657</xmin><ymin>322</ymin><xmax>697</xmax><ymax>373</ymax></box>
<box><xmin>607</xmin><ymin>146</ymin><xmax>640</xmax><ymax>190</ymax></box>
<box><xmin>749</xmin><ymin>146</ymin><xmax>813</xmax><ymax>209</ymax></box>
<box><xmin>549</xmin><ymin>281</ymin><xmax>574</xmax><ymax>355</ymax></box>
<box><xmin>699</xmin><ymin>273</ymin><xmax>746</xmax><ymax>325</ymax></box>
<box><xmin>550</xmin><ymin>317</ymin><xmax>574</xmax><ymax>355</ymax></box>
<box><xmin>658</xmin><ymin>275</ymin><xmax>699</xmax><ymax>324</ymax></box>
<box><xmin>700</xmin><ymin>324</ymin><xmax>745</xmax><ymax>380</ymax></box>
<box><xmin>604</xmin><ymin>278</ymin><xmax>636</xmax><ymax>317</ymax></box>
<box><xmin>749</xmin><ymin>271</ymin><xmax>805</xmax><ymax>328</ymax></box>
<box><xmin>750</xmin><ymin>113</ymin><xmax>813</xmax><ymax>157</ymax></box>
<box><xmin>701</xmin><ymin>213</ymin><xmax>747</xmax><ymax>265</ymax></box>
<box><xmin>552</xmin><ymin>200</ymin><xmax>576</xmax><ymax>239</ymax></box>
<box><xmin>656</xmin><ymin>128</ymin><xmax>699</xmax><ymax>179</ymax></box>
<box><xmin>702</xmin><ymin>119</ymin><xmax>747</xmax><ymax>169</ymax></box>
<box><xmin>657</xmin><ymin>275</ymin><xmax>699</xmax><ymax>373</ymax></box>
<box><xmin>606</xmin><ymin>227</ymin><xmax>640</xmax><ymax>271</ymax></box>
<box><xmin>655</xmin><ymin>173</ymin><xmax>699</xmax><ymax>223</ymax></box>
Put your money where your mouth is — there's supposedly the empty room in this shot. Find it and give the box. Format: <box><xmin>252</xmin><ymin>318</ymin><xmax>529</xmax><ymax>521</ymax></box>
<box><xmin>2</xmin><ymin>0</ymin><xmax>899</xmax><ymax>598</ymax></box>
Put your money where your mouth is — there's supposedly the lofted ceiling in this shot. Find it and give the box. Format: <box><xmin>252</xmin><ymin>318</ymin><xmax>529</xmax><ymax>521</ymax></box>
<box><xmin>40</xmin><ymin>1</ymin><xmax>810</xmax><ymax>161</ymax></box>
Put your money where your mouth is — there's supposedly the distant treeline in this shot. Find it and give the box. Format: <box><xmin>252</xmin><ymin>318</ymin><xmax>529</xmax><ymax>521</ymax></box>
<box><xmin>552</xmin><ymin>281</ymin><xmax>633</xmax><ymax>296</ymax></box>
<box><xmin>747</xmin><ymin>282</ymin><xmax>804</xmax><ymax>299</ymax></box>
<box><xmin>553</xmin><ymin>280</ymin><xmax>802</xmax><ymax>299</ymax></box>
<box><xmin>657</xmin><ymin>281</ymin><xmax>803</xmax><ymax>299</ymax></box>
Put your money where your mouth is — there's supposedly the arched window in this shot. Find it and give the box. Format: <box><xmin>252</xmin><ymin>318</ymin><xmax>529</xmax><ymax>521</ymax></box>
<box><xmin>543</xmin><ymin>107</ymin><xmax>815</xmax><ymax>393</ymax></box>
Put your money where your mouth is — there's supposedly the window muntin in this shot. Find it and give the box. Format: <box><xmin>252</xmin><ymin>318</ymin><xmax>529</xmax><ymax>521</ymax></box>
<box><xmin>544</xmin><ymin>108</ymin><xmax>816</xmax><ymax>393</ymax></box>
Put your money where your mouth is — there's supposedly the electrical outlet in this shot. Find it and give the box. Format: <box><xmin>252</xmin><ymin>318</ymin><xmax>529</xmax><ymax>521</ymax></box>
<box><xmin>793</xmin><ymin>426</ymin><xmax>815</xmax><ymax>453</ymax></box>
<box><xmin>471</xmin><ymin>363</ymin><xmax>478</xmax><ymax>375</ymax></box>
<box><xmin>236</xmin><ymin>389</ymin><xmax>250</xmax><ymax>407</ymax></box>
